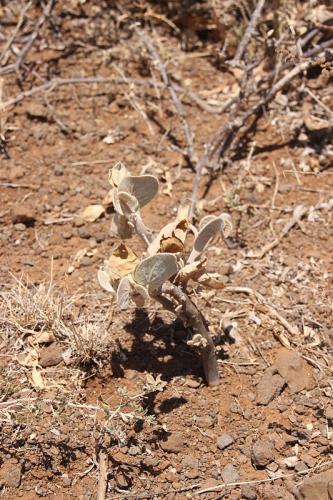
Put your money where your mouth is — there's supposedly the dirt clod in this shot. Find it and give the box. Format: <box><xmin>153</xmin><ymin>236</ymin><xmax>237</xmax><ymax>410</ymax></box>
<box><xmin>160</xmin><ymin>432</ymin><xmax>184</xmax><ymax>453</ymax></box>
<box><xmin>274</xmin><ymin>348</ymin><xmax>315</xmax><ymax>394</ymax></box>
<box><xmin>39</xmin><ymin>344</ymin><xmax>64</xmax><ymax>367</ymax></box>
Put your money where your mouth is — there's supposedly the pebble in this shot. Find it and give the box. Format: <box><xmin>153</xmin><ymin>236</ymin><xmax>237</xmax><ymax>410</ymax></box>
<box><xmin>54</xmin><ymin>165</ymin><xmax>64</xmax><ymax>176</ymax></box>
<box><xmin>74</xmin><ymin>218</ymin><xmax>85</xmax><ymax>227</ymax></box>
<box><xmin>80</xmin><ymin>256</ymin><xmax>92</xmax><ymax>267</ymax></box>
<box><xmin>78</xmin><ymin>228</ymin><xmax>91</xmax><ymax>239</ymax></box>
<box><xmin>229</xmin><ymin>403</ymin><xmax>238</xmax><ymax>413</ymax></box>
<box><xmin>14</xmin><ymin>223</ymin><xmax>27</xmax><ymax>231</ymax></box>
<box><xmin>294</xmin><ymin>461</ymin><xmax>308</xmax><ymax>473</ymax></box>
<box><xmin>221</xmin><ymin>464</ymin><xmax>239</xmax><ymax>483</ymax></box>
<box><xmin>94</xmin><ymin>231</ymin><xmax>106</xmax><ymax>243</ymax></box>
<box><xmin>62</xmin><ymin>231</ymin><xmax>72</xmax><ymax>240</ymax></box>
<box><xmin>128</xmin><ymin>445</ymin><xmax>141</xmax><ymax>456</ymax></box>
<box><xmin>251</xmin><ymin>440</ymin><xmax>276</xmax><ymax>468</ymax></box>
<box><xmin>216</xmin><ymin>433</ymin><xmax>234</xmax><ymax>450</ymax></box>
<box><xmin>185</xmin><ymin>378</ymin><xmax>201</xmax><ymax>388</ymax></box>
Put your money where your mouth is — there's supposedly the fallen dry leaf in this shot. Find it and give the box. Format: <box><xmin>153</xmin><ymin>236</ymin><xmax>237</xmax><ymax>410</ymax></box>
<box><xmin>17</xmin><ymin>348</ymin><xmax>39</xmax><ymax>367</ymax></box>
<box><xmin>30</xmin><ymin>365</ymin><xmax>46</xmax><ymax>390</ymax></box>
<box><xmin>81</xmin><ymin>204</ymin><xmax>105</xmax><ymax>222</ymax></box>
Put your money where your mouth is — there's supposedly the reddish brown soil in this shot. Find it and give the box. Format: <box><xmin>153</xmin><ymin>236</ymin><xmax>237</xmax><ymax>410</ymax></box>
<box><xmin>0</xmin><ymin>2</ymin><xmax>332</xmax><ymax>500</ymax></box>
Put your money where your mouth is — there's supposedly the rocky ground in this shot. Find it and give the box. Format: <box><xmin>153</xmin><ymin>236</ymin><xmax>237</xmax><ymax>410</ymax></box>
<box><xmin>0</xmin><ymin>1</ymin><xmax>332</xmax><ymax>499</ymax></box>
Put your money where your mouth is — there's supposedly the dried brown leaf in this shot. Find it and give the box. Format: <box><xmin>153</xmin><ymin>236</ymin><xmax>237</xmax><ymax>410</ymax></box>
<box><xmin>82</xmin><ymin>204</ymin><xmax>105</xmax><ymax>222</ymax></box>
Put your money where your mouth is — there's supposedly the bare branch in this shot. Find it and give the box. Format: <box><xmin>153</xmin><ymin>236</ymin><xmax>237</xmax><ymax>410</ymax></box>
<box><xmin>230</xmin><ymin>0</ymin><xmax>266</xmax><ymax>66</ymax></box>
<box><xmin>135</xmin><ymin>28</ymin><xmax>196</xmax><ymax>168</ymax></box>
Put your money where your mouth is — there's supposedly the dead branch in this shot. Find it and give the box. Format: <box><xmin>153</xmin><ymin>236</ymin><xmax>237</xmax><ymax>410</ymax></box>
<box><xmin>135</xmin><ymin>28</ymin><xmax>196</xmax><ymax>168</ymax></box>
<box><xmin>224</xmin><ymin>286</ymin><xmax>300</xmax><ymax>337</ymax></box>
<box><xmin>0</xmin><ymin>2</ymin><xmax>32</xmax><ymax>65</ymax></box>
<box><xmin>0</xmin><ymin>0</ymin><xmax>55</xmax><ymax>76</ymax></box>
<box><xmin>190</xmin><ymin>47</ymin><xmax>332</xmax><ymax>217</ymax></box>
<box><xmin>230</xmin><ymin>0</ymin><xmax>266</xmax><ymax>66</ymax></box>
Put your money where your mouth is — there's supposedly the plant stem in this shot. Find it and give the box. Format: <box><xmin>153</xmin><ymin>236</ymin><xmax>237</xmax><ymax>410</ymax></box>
<box><xmin>161</xmin><ymin>283</ymin><xmax>219</xmax><ymax>386</ymax></box>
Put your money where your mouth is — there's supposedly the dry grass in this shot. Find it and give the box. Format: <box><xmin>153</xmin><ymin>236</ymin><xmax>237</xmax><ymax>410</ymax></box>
<box><xmin>0</xmin><ymin>275</ymin><xmax>115</xmax><ymax>376</ymax></box>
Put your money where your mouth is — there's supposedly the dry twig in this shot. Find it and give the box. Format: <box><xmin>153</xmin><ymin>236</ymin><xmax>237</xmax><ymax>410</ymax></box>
<box><xmin>230</xmin><ymin>0</ymin><xmax>266</xmax><ymax>66</ymax></box>
<box><xmin>135</xmin><ymin>28</ymin><xmax>196</xmax><ymax>167</ymax></box>
<box><xmin>97</xmin><ymin>451</ymin><xmax>108</xmax><ymax>500</ymax></box>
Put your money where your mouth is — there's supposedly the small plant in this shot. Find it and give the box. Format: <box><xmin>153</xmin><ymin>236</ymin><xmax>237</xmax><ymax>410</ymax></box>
<box><xmin>98</xmin><ymin>162</ymin><xmax>232</xmax><ymax>386</ymax></box>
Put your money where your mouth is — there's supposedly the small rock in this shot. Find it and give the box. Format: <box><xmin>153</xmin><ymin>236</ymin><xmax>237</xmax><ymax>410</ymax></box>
<box><xmin>256</xmin><ymin>368</ymin><xmax>285</xmax><ymax>405</ymax></box>
<box><xmin>0</xmin><ymin>460</ymin><xmax>22</xmax><ymax>488</ymax></box>
<box><xmin>221</xmin><ymin>464</ymin><xmax>239</xmax><ymax>484</ymax></box>
<box><xmin>217</xmin><ymin>433</ymin><xmax>234</xmax><ymax>450</ymax></box>
<box><xmin>251</xmin><ymin>440</ymin><xmax>275</xmax><ymax>468</ymax></box>
<box><xmin>297</xmin><ymin>467</ymin><xmax>333</xmax><ymax>499</ymax></box>
<box><xmin>128</xmin><ymin>445</ymin><xmax>141</xmax><ymax>456</ymax></box>
<box><xmin>26</xmin><ymin>103</ymin><xmax>48</xmax><ymax>119</ymax></box>
<box><xmin>229</xmin><ymin>403</ymin><xmax>238</xmax><ymax>413</ymax></box>
<box><xmin>80</xmin><ymin>256</ymin><xmax>92</xmax><ymax>267</ymax></box>
<box><xmin>294</xmin><ymin>461</ymin><xmax>308</xmax><ymax>473</ymax></box>
<box><xmin>12</xmin><ymin>205</ymin><xmax>36</xmax><ymax>227</ymax></box>
<box><xmin>78</xmin><ymin>228</ymin><xmax>91</xmax><ymax>239</ymax></box>
<box><xmin>281</xmin><ymin>456</ymin><xmax>298</xmax><ymax>468</ymax></box>
<box><xmin>62</xmin><ymin>231</ymin><xmax>73</xmax><ymax>240</ymax></box>
<box><xmin>61</xmin><ymin>474</ymin><xmax>72</xmax><ymax>487</ymax></box>
<box><xmin>274</xmin><ymin>348</ymin><xmax>315</xmax><ymax>394</ymax></box>
<box><xmin>185</xmin><ymin>378</ymin><xmax>201</xmax><ymax>388</ymax></box>
<box><xmin>74</xmin><ymin>218</ymin><xmax>85</xmax><ymax>227</ymax></box>
<box><xmin>160</xmin><ymin>432</ymin><xmax>184</xmax><ymax>453</ymax></box>
<box><xmin>241</xmin><ymin>484</ymin><xmax>257</xmax><ymax>500</ymax></box>
<box><xmin>144</xmin><ymin>457</ymin><xmax>159</xmax><ymax>468</ymax></box>
<box><xmin>54</xmin><ymin>165</ymin><xmax>64</xmax><ymax>176</ymax></box>
<box><xmin>39</xmin><ymin>344</ymin><xmax>64</xmax><ymax>367</ymax></box>
<box><xmin>266</xmin><ymin>462</ymin><xmax>279</xmax><ymax>472</ymax></box>
<box><xmin>94</xmin><ymin>231</ymin><xmax>106</xmax><ymax>243</ymax></box>
<box><xmin>14</xmin><ymin>223</ymin><xmax>26</xmax><ymax>231</ymax></box>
